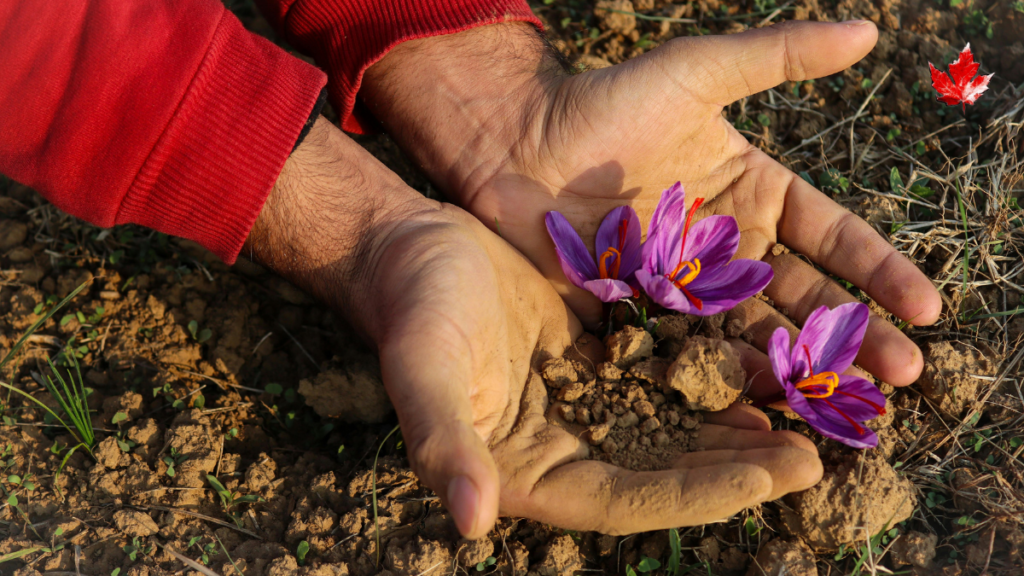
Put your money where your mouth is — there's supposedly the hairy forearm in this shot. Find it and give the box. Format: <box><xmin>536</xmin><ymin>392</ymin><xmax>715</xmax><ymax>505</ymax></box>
<box><xmin>361</xmin><ymin>23</ymin><xmax>564</xmax><ymax>201</ymax></box>
<box><xmin>243</xmin><ymin>116</ymin><xmax>436</xmax><ymax>338</ymax></box>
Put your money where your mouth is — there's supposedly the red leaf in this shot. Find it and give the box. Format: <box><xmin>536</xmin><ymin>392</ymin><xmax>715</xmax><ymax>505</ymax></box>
<box><xmin>929</xmin><ymin>44</ymin><xmax>993</xmax><ymax>112</ymax></box>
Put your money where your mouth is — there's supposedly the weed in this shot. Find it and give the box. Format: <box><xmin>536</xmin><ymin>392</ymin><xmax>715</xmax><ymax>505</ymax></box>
<box><xmin>187</xmin><ymin>536</ymin><xmax>218</xmax><ymax>565</ymax></box>
<box><xmin>162</xmin><ymin>447</ymin><xmax>188</xmax><ymax>478</ymax></box>
<box><xmin>123</xmin><ymin>536</ymin><xmax>153</xmax><ymax>561</ymax></box>
<box><xmin>666</xmin><ymin>528</ymin><xmax>682</xmax><ymax>575</ymax></box>
<box><xmin>373</xmin><ymin>424</ymin><xmax>401</xmax><ymax>568</ymax></box>
<box><xmin>207</xmin><ymin>474</ymin><xmax>262</xmax><ymax>528</ymax></box>
<box><xmin>475</xmin><ymin>556</ymin><xmax>497</xmax><ymax>571</ymax></box>
<box><xmin>296</xmin><ymin>540</ymin><xmax>310</xmax><ymax>565</ymax></box>
<box><xmin>187</xmin><ymin>320</ymin><xmax>212</xmax><ymax>343</ymax></box>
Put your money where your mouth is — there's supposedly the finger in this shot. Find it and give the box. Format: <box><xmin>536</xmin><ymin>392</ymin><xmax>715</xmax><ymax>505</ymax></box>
<box><xmin>777</xmin><ymin>171</ymin><xmax>942</xmax><ymax>327</ymax></box>
<box><xmin>762</xmin><ymin>252</ymin><xmax>925</xmax><ymax>386</ymax></box>
<box><xmin>518</xmin><ymin>460</ymin><xmax>773</xmax><ymax>533</ymax></box>
<box><xmin>669</xmin><ymin>447</ymin><xmax>823</xmax><ymax>501</ymax></box>
<box><xmin>702</xmin><ymin>402</ymin><xmax>771</xmax><ymax>431</ymax></box>
<box><xmin>658</xmin><ymin>20</ymin><xmax>878</xmax><ymax>105</ymax></box>
<box><xmin>731</xmin><ymin>337</ymin><xmax>793</xmax><ymax>402</ymax></box>
<box><xmin>379</xmin><ymin>333</ymin><xmax>500</xmax><ymax>540</ymax></box>
<box><xmin>696</xmin><ymin>423</ymin><xmax>818</xmax><ymax>455</ymax></box>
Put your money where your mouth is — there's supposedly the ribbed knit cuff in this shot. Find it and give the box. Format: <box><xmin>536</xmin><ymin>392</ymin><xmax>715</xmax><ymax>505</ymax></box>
<box><xmin>117</xmin><ymin>11</ymin><xmax>327</xmax><ymax>264</ymax></box>
<box><xmin>274</xmin><ymin>0</ymin><xmax>541</xmax><ymax>133</ymax></box>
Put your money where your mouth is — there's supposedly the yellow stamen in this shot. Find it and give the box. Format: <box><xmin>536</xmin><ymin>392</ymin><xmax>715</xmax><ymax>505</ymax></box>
<box><xmin>795</xmin><ymin>371</ymin><xmax>839</xmax><ymax>399</ymax></box>
<box><xmin>669</xmin><ymin>258</ymin><xmax>701</xmax><ymax>288</ymax></box>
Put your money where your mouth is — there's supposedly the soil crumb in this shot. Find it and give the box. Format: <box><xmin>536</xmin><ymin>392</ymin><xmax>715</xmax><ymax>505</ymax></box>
<box><xmin>543</xmin><ymin>319</ymin><xmax>755</xmax><ymax>471</ymax></box>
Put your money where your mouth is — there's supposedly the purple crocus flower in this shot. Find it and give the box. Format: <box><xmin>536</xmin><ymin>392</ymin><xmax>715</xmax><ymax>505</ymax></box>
<box><xmin>545</xmin><ymin>206</ymin><xmax>642</xmax><ymax>302</ymax></box>
<box><xmin>634</xmin><ymin>183</ymin><xmax>773</xmax><ymax>315</ymax></box>
<box><xmin>768</xmin><ymin>302</ymin><xmax>887</xmax><ymax>449</ymax></box>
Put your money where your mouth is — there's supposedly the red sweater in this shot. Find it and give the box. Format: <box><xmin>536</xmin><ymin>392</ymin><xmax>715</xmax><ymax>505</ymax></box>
<box><xmin>0</xmin><ymin>0</ymin><xmax>538</xmax><ymax>263</ymax></box>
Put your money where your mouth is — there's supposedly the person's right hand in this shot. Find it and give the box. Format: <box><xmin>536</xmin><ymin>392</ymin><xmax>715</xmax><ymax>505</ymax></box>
<box><xmin>245</xmin><ymin>117</ymin><xmax>823</xmax><ymax>538</ymax></box>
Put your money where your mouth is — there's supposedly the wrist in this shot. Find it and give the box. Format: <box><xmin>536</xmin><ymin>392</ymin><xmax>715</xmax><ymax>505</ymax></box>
<box><xmin>361</xmin><ymin>22</ymin><xmax>565</xmax><ymax>202</ymax></box>
<box><xmin>243</xmin><ymin>116</ymin><xmax>441</xmax><ymax>341</ymax></box>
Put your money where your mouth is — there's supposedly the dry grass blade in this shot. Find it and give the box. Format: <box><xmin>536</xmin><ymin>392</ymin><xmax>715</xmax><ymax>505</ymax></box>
<box><xmin>161</xmin><ymin>544</ymin><xmax>223</xmax><ymax>576</ymax></box>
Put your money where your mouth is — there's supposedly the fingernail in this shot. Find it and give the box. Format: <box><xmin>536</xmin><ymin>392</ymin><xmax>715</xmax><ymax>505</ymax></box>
<box><xmin>447</xmin><ymin>475</ymin><xmax>480</xmax><ymax>537</ymax></box>
<box><xmin>846</xmin><ymin>19</ymin><xmax>873</xmax><ymax>26</ymax></box>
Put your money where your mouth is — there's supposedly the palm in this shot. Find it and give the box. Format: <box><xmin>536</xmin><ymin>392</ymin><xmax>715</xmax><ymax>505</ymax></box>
<box><xmin>373</xmin><ymin>207</ymin><xmax>820</xmax><ymax>535</ymax></box>
<box><xmin>465</xmin><ymin>22</ymin><xmax>941</xmax><ymax>389</ymax></box>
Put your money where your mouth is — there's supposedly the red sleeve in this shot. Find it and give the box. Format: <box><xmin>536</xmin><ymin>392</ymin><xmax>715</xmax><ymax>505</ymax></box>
<box><xmin>0</xmin><ymin>1</ymin><xmax>327</xmax><ymax>263</ymax></box>
<box><xmin>257</xmin><ymin>0</ymin><xmax>540</xmax><ymax>134</ymax></box>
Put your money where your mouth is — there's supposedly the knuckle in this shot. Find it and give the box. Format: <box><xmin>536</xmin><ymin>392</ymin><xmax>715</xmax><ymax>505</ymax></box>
<box><xmin>772</xmin><ymin>21</ymin><xmax>808</xmax><ymax>82</ymax></box>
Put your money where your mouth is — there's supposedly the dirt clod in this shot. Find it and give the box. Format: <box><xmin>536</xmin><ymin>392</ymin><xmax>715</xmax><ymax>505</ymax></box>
<box><xmin>534</xmin><ymin>534</ymin><xmax>583</xmax><ymax>576</ymax></box>
<box><xmin>782</xmin><ymin>452</ymin><xmax>916</xmax><ymax>551</ymax></box>
<box><xmin>113</xmin><ymin>510</ymin><xmax>159</xmax><ymax>537</ymax></box>
<box><xmin>456</xmin><ymin>538</ymin><xmax>494</xmax><ymax>567</ymax></box>
<box><xmin>891</xmin><ymin>531</ymin><xmax>938</xmax><ymax>568</ymax></box>
<box><xmin>603</xmin><ymin>326</ymin><xmax>654</xmax><ymax>370</ymax></box>
<box><xmin>747</xmin><ymin>538</ymin><xmax>817</xmax><ymax>576</ymax></box>
<box><xmin>298</xmin><ymin>362</ymin><xmax>392</xmax><ymax>423</ymax></box>
<box><xmin>917</xmin><ymin>341</ymin><xmax>993</xmax><ymax>416</ymax></box>
<box><xmin>594</xmin><ymin>0</ymin><xmax>637</xmax><ymax>35</ymax></box>
<box><xmin>666</xmin><ymin>336</ymin><xmax>744</xmax><ymax>411</ymax></box>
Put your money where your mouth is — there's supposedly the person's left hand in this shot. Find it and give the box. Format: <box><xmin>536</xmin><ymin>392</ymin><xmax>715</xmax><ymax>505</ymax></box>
<box><xmin>361</xmin><ymin>19</ymin><xmax>942</xmax><ymax>391</ymax></box>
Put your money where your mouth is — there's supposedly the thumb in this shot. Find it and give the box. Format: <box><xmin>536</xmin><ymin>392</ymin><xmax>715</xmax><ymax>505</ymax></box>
<box><xmin>378</xmin><ymin>334</ymin><xmax>500</xmax><ymax>540</ymax></box>
<box><xmin>652</xmin><ymin>19</ymin><xmax>878</xmax><ymax>106</ymax></box>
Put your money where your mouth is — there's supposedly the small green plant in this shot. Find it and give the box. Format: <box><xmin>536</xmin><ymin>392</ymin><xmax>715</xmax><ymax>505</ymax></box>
<box><xmin>187</xmin><ymin>536</ymin><xmax>218</xmax><ymax>565</ymax></box>
<box><xmin>187</xmin><ymin>320</ymin><xmax>212</xmax><ymax>343</ymax></box>
<box><xmin>296</xmin><ymin>540</ymin><xmax>311</xmax><ymax>566</ymax></box>
<box><xmin>475</xmin><ymin>556</ymin><xmax>497</xmax><ymax>571</ymax></box>
<box><xmin>666</xmin><ymin>527</ymin><xmax>682</xmax><ymax>575</ymax></box>
<box><xmin>7</xmin><ymin>472</ymin><xmax>36</xmax><ymax>492</ymax></box>
<box><xmin>162</xmin><ymin>447</ymin><xmax>188</xmax><ymax>478</ymax></box>
<box><xmin>123</xmin><ymin>536</ymin><xmax>153</xmax><ymax>561</ymax></box>
<box><xmin>207</xmin><ymin>475</ymin><xmax>262</xmax><ymax>528</ymax></box>
<box><xmin>744</xmin><ymin>516</ymin><xmax>762</xmax><ymax>537</ymax></box>
<box><xmin>818</xmin><ymin>168</ymin><xmax>850</xmax><ymax>193</ymax></box>
<box><xmin>963</xmin><ymin>9</ymin><xmax>993</xmax><ymax>38</ymax></box>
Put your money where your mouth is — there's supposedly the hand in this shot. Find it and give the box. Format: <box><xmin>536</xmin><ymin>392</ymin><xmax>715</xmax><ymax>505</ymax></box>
<box><xmin>245</xmin><ymin>117</ymin><xmax>822</xmax><ymax>537</ymax></box>
<box><xmin>361</xmin><ymin>20</ymin><xmax>943</xmax><ymax>389</ymax></box>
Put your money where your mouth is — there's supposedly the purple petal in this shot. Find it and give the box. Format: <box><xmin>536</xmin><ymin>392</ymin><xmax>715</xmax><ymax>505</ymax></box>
<box><xmin>684</xmin><ymin>259</ymin><xmax>774</xmax><ymax>314</ymax></box>
<box><xmin>790</xmin><ymin>305</ymin><xmax>831</xmax><ymax>379</ymax></box>
<box><xmin>643</xmin><ymin>183</ymin><xmax>688</xmax><ymax>275</ymax></box>
<box><xmin>595</xmin><ymin>206</ymin><xmax>643</xmax><ymax>279</ymax></box>
<box><xmin>809</xmin><ymin>400</ymin><xmax>879</xmax><ymax>448</ymax></box>
<box><xmin>828</xmin><ymin>375</ymin><xmax>887</xmax><ymax>422</ymax></box>
<box><xmin>784</xmin><ymin>387</ymin><xmax>878</xmax><ymax>448</ymax></box>
<box><xmin>792</xmin><ymin>303</ymin><xmax>869</xmax><ymax>376</ymax></box>
<box><xmin>818</xmin><ymin>303</ymin><xmax>869</xmax><ymax>373</ymax></box>
<box><xmin>768</xmin><ymin>328</ymin><xmax>792</xmax><ymax>386</ymax></box>
<box><xmin>635</xmin><ymin>269</ymin><xmax>700</xmax><ymax>315</ymax></box>
<box><xmin>545</xmin><ymin>211</ymin><xmax>598</xmax><ymax>289</ymax></box>
<box><xmin>582</xmin><ymin>279</ymin><xmax>635</xmax><ymax>303</ymax></box>
<box><xmin>681</xmin><ymin>215</ymin><xmax>740</xmax><ymax>271</ymax></box>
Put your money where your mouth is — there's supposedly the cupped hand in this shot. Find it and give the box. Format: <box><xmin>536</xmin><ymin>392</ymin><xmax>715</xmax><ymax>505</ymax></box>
<box><xmin>368</xmin><ymin>204</ymin><xmax>822</xmax><ymax>536</ymax></box>
<box><xmin>363</xmin><ymin>20</ymin><xmax>943</xmax><ymax>389</ymax></box>
<box><xmin>248</xmin><ymin>117</ymin><xmax>822</xmax><ymax>538</ymax></box>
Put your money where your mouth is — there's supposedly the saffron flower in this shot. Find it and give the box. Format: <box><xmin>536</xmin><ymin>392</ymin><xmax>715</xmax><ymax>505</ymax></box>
<box><xmin>545</xmin><ymin>206</ymin><xmax>642</xmax><ymax>302</ymax></box>
<box><xmin>768</xmin><ymin>302</ymin><xmax>887</xmax><ymax>449</ymax></box>
<box><xmin>634</xmin><ymin>183</ymin><xmax>773</xmax><ymax>315</ymax></box>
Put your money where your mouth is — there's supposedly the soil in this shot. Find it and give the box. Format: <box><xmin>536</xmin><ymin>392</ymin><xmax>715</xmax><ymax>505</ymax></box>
<box><xmin>0</xmin><ymin>0</ymin><xmax>1022</xmax><ymax>574</ymax></box>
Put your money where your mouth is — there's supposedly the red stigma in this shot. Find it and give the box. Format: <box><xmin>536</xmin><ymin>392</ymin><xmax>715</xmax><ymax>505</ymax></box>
<box><xmin>677</xmin><ymin>197</ymin><xmax>705</xmax><ymax>265</ymax></box>
<box><xmin>823</xmin><ymin>399</ymin><xmax>866</xmax><ymax>435</ymax></box>
<box><xmin>833</xmin><ymin>390</ymin><xmax>887</xmax><ymax>415</ymax></box>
